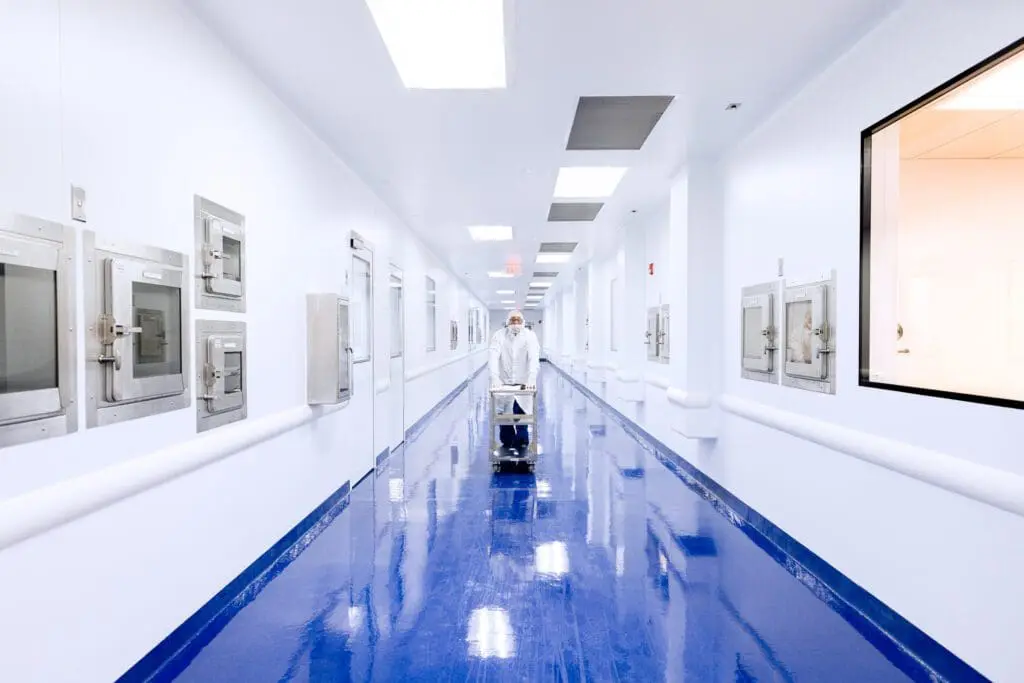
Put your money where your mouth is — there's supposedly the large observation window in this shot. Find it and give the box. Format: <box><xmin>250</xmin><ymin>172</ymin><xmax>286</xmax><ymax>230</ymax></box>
<box><xmin>860</xmin><ymin>38</ymin><xmax>1024</xmax><ymax>408</ymax></box>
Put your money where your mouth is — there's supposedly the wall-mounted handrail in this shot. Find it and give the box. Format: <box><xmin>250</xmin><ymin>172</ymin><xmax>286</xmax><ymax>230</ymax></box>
<box><xmin>405</xmin><ymin>347</ymin><xmax>487</xmax><ymax>382</ymax></box>
<box><xmin>0</xmin><ymin>404</ymin><xmax>344</xmax><ymax>552</ymax></box>
<box><xmin>719</xmin><ymin>394</ymin><xmax>1024</xmax><ymax>519</ymax></box>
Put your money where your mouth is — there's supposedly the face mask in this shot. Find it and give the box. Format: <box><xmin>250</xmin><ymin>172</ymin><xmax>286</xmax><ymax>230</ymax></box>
<box><xmin>509</xmin><ymin>323</ymin><xmax>523</xmax><ymax>335</ymax></box>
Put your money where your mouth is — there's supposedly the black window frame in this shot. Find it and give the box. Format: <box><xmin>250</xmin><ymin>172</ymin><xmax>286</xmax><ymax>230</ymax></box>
<box><xmin>858</xmin><ymin>35</ymin><xmax>1024</xmax><ymax>410</ymax></box>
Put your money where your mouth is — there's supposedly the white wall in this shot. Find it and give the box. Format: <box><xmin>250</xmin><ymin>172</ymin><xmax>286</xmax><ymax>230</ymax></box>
<box><xmin>0</xmin><ymin>1</ymin><xmax>485</xmax><ymax>681</ymax></box>
<box><xmin>545</xmin><ymin>2</ymin><xmax>1024</xmax><ymax>680</ymax></box>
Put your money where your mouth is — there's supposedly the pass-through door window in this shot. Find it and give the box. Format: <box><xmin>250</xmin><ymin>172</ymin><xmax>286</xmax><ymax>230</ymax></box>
<box><xmin>132</xmin><ymin>281</ymin><xmax>183</xmax><ymax>380</ymax></box>
<box><xmin>0</xmin><ymin>263</ymin><xmax>58</xmax><ymax>394</ymax></box>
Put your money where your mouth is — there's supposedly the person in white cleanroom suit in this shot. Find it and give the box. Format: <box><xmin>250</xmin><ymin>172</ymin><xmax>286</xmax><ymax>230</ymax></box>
<box><xmin>489</xmin><ymin>310</ymin><xmax>540</xmax><ymax>450</ymax></box>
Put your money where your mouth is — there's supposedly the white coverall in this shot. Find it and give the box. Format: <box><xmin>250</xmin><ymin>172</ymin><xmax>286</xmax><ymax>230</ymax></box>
<box><xmin>488</xmin><ymin>321</ymin><xmax>540</xmax><ymax>416</ymax></box>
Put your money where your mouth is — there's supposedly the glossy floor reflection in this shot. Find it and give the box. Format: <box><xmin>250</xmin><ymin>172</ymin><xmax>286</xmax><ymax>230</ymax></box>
<box><xmin>168</xmin><ymin>370</ymin><xmax>916</xmax><ymax>682</ymax></box>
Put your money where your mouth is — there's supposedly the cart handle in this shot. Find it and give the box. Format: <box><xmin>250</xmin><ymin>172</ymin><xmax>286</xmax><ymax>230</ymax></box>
<box><xmin>490</xmin><ymin>384</ymin><xmax>536</xmax><ymax>394</ymax></box>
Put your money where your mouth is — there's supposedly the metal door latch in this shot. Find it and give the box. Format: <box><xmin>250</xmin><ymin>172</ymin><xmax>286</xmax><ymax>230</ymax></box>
<box><xmin>813</xmin><ymin>326</ymin><xmax>832</xmax><ymax>358</ymax></box>
<box><xmin>99</xmin><ymin>314</ymin><xmax>142</xmax><ymax>344</ymax></box>
<box><xmin>762</xmin><ymin>327</ymin><xmax>777</xmax><ymax>355</ymax></box>
<box><xmin>97</xmin><ymin>352</ymin><xmax>122</xmax><ymax>371</ymax></box>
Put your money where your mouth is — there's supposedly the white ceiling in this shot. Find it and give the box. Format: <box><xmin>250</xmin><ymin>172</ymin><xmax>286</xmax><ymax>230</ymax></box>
<box><xmin>185</xmin><ymin>0</ymin><xmax>902</xmax><ymax>309</ymax></box>
<box><xmin>901</xmin><ymin>51</ymin><xmax>1024</xmax><ymax>159</ymax></box>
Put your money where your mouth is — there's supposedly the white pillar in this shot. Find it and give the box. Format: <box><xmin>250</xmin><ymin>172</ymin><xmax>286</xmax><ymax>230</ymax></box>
<box><xmin>617</xmin><ymin>221</ymin><xmax>647</xmax><ymax>403</ymax></box>
<box><xmin>572</xmin><ymin>266</ymin><xmax>590</xmax><ymax>379</ymax></box>
<box><xmin>668</xmin><ymin>160</ymin><xmax>724</xmax><ymax>438</ymax></box>
<box><xmin>586</xmin><ymin>259</ymin><xmax>607</xmax><ymax>384</ymax></box>
<box><xmin>560</xmin><ymin>286</ymin><xmax>574</xmax><ymax>367</ymax></box>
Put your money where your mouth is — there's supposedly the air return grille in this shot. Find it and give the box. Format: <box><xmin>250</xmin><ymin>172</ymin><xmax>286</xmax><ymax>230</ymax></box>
<box><xmin>548</xmin><ymin>203</ymin><xmax>603</xmax><ymax>222</ymax></box>
<box><xmin>566</xmin><ymin>96</ymin><xmax>674</xmax><ymax>150</ymax></box>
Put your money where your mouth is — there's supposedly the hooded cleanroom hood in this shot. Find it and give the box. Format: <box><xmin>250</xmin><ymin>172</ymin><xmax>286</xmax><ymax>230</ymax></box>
<box><xmin>507</xmin><ymin>310</ymin><xmax>525</xmax><ymax>325</ymax></box>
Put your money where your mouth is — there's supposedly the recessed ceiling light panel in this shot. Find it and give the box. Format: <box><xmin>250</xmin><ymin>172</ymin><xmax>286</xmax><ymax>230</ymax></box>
<box><xmin>487</xmin><ymin>271</ymin><xmax>514</xmax><ymax>279</ymax></box>
<box><xmin>529</xmin><ymin>282</ymin><xmax>552</xmax><ymax>289</ymax></box>
<box><xmin>553</xmin><ymin>166</ymin><xmax>628</xmax><ymax>199</ymax></box>
<box><xmin>468</xmin><ymin>225</ymin><xmax>513</xmax><ymax>241</ymax></box>
<box><xmin>365</xmin><ymin>0</ymin><xmax>507</xmax><ymax>90</ymax></box>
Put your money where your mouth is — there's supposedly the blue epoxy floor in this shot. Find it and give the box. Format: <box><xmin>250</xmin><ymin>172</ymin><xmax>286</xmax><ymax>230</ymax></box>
<box><xmin>168</xmin><ymin>370</ymin><xmax>916</xmax><ymax>682</ymax></box>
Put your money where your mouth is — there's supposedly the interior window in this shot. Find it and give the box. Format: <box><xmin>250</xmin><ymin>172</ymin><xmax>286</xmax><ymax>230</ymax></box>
<box><xmin>861</xmin><ymin>42</ymin><xmax>1024</xmax><ymax>406</ymax></box>
<box><xmin>351</xmin><ymin>255</ymin><xmax>372</xmax><ymax>362</ymax></box>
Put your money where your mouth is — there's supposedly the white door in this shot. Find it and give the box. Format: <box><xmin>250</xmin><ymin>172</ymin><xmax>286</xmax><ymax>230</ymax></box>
<box><xmin>389</xmin><ymin>267</ymin><xmax>405</xmax><ymax>449</ymax></box>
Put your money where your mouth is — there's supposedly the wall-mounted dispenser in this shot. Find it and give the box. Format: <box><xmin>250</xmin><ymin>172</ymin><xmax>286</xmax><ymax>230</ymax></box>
<box><xmin>194</xmin><ymin>195</ymin><xmax>246</xmax><ymax>313</ymax></box>
<box><xmin>306</xmin><ymin>293</ymin><xmax>352</xmax><ymax>406</ymax></box>
<box><xmin>196</xmin><ymin>320</ymin><xmax>247</xmax><ymax>431</ymax></box>
<box><xmin>84</xmin><ymin>232</ymin><xmax>189</xmax><ymax>427</ymax></box>
<box><xmin>781</xmin><ymin>271</ymin><xmax>836</xmax><ymax>394</ymax></box>
<box><xmin>740</xmin><ymin>281</ymin><xmax>779</xmax><ymax>384</ymax></box>
<box><xmin>0</xmin><ymin>213</ymin><xmax>78</xmax><ymax>448</ymax></box>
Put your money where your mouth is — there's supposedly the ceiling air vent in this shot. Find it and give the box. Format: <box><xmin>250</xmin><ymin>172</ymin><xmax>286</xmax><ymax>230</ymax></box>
<box><xmin>533</xmin><ymin>271</ymin><xmax>558</xmax><ymax>278</ymax></box>
<box><xmin>548</xmin><ymin>203</ymin><xmax>603</xmax><ymax>222</ymax></box>
<box><xmin>566</xmin><ymin>95</ymin><xmax>675</xmax><ymax>150</ymax></box>
<box><xmin>538</xmin><ymin>242</ymin><xmax>578</xmax><ymax>253</ymax></box>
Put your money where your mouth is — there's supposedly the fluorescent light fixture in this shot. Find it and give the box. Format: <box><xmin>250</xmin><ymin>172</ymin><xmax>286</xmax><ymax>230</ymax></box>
<box><xmin>500</xmin><ymin>300</ymin><xmax>515</xmax><ymax>304</ymax></box>
<box><xmin>468</xmin><ymin>225</ymin><xmax>513</xmax><ymax>241</ymax></box>
<box><xmin>553</xmin><ymin>166</ymin><xmax>628</xmax><ymax>199</ymax></box>
<box><xmin>496</xmin><ymin>289</ymin><xmax>515</xmax><ymax>295</ymax></box>
<box><xmin>488</xmin><ymin>271</ymin><xmax>514</xmax><ymax>279</ymax></box>
<box><xmin>935</xmin><ymin>54</ymin><xmax>1024</xmax><ymax>110</ymax></box>
<box><xmin>536</xmin><ymin>253</ymin><xmax>571</xmax><ymax>264</ymax></box>
<box><xmin>365</xmin><ymin>0</ymin><xmax>507</xmax><ymax>90</ymax></box>
<box><xmin>529</xmin><ymin>282</ymin><xmax>552</xmax><ymax>289</ymax></box>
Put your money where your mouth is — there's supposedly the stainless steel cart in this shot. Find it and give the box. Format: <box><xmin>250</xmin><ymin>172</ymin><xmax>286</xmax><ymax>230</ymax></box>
<box><xmin>489</xmin><ymin>385</ymin><xmax>538</xmax><ymax>472</ymax></box>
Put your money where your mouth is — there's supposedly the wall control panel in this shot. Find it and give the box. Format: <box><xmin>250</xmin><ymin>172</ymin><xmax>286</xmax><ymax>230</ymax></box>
<box><xmin>196</xmin><ymin>319</ymin><xmax>247</xmax><ymax>432</ymax></box>
<box><xmin>84</xmin><ymin>232</ymin><xmax>190</xmax><ymax>427</ymax></box>
<box><xmin>306</xmin><ymin>293</ymin><xmax>353</xmax><ymax>406</ymax></box>
<box><xmin>0</xmin><ymin>213</ymin><xmax>78</xmax><ymax>449</ymax></box>
<box><xmin>195</xmin><ymin>195</ymin><xmax>246</xmax><ymax>313</ymax></box>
